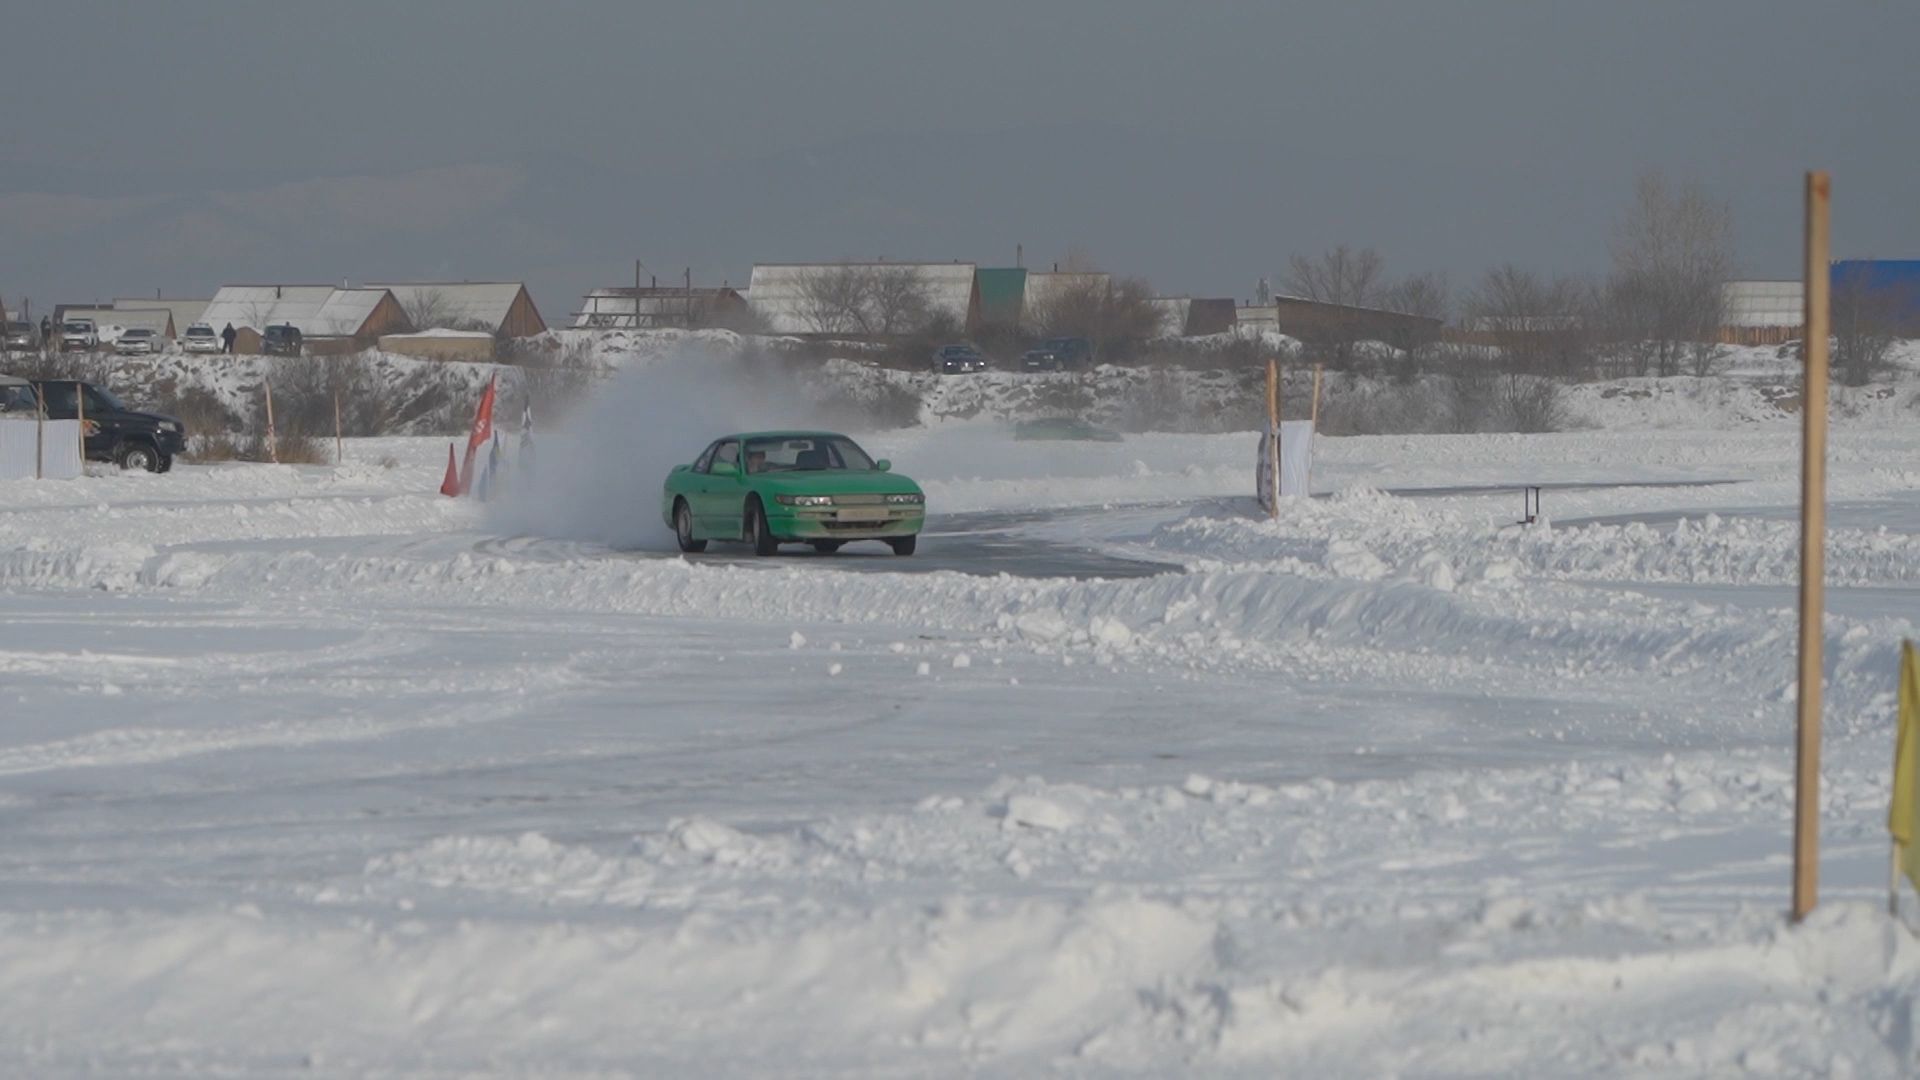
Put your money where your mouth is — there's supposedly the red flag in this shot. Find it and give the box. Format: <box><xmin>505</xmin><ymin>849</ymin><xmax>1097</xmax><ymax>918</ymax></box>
<box><xmin>457</xmin><ymin>374</ymin><xmax>497</xmax><ymax>496</ymax></box>
<box><xmin>438</xmin><ymin>443</ymin><xmax>460</xmax><ymax>496</ymax></box>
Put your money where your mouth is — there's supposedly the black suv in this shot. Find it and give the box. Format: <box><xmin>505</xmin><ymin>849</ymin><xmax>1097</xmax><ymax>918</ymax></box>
<box><xmin>29</xmin><ymin>379</ymin><xmax>188</xmax><ymax>472</ymax></box>
<box><xmin>1021</xmin><ymin>336</ymin><xmax>1094</xmax><ymax>372</ymax></box>
<box><xmin>262</xmin><ymin>323</ymin><xmax>303</xmax><ymax>357</ymax></box>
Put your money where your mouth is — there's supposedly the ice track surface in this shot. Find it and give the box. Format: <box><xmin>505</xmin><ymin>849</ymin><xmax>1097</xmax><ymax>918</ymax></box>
<box><xmin>2</xmin><ymin>427</ymin><xmax>1920</xmax><ymax>1077</ymax></box>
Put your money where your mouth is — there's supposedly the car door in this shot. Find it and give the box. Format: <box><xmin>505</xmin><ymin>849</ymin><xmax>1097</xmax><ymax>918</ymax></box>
<box><xmin>693</xmin><ymin>439</ymin><xmax>742</xmax><ymax>536</ymax></box>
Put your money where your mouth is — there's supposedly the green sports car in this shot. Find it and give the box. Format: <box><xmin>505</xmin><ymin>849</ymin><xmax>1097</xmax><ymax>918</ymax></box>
<box><xmin>661</xmin><ymin>431</ymin><xmax>926</xmax><ymax>556</ymax></box>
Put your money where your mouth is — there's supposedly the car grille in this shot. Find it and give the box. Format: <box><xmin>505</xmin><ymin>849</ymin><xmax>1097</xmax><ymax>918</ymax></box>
<box><xmin>832</xmin><ymin>494</ymin><xmax>887</xmax><ymax>506</ymax></box>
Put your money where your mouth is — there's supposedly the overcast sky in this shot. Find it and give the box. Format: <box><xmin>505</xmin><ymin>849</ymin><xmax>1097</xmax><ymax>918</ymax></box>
<box><xmin>4</xmin><ymin>1</ymin><xmax>1916</xmax><ymax>322</ymax></box>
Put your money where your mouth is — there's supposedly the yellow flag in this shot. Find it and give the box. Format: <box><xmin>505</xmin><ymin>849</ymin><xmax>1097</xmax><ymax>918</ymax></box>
<box><xmin>1892</xmin><ymin>640</ymin><xmax>1920</xmax><ymax>896</ymax></box>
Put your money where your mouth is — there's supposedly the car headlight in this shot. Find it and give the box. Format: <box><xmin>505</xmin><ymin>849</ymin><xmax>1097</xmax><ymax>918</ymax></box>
<box><xmin>885</xmin><ymin>493</ymin><xmax>924</xmax><ymax>505</ymax></box>
<box><xmin>775</xmin><ymin>494</ymin><xmax>834</xmax><ymax>507</ymax></box>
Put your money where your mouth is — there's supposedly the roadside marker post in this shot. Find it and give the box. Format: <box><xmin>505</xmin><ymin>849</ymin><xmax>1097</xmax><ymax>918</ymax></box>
<box><xmin>1792</xmin><ymin>170</ymin><xmax>1831</xmax><ymax>923</ymax></box>
<box><xmin>1265</xmin><ymin>358</ymin><xmax>1280</xmax><ymax>519</ymax></box>
<box><xmin>264</xmin><ymin>376</ymin><xmax>279</xmax><ymax>465</ymax></box>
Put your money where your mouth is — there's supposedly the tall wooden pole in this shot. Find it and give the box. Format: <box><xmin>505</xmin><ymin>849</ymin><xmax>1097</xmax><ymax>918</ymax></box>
<box><xmin>1792</xmin><ymin>170</ymin><xmax>1831</xmax><ymax>923</ymax></box>
<box><xmin>74</xmin><ymin>381</ymin><xmax>85</xmax><ymax>470</ymax></box>
<box><xmin>1310</xmin><ymin>363</ymin><xmax>1324</xmax><ymax>429</ymax></box>
<box><xmin>264</xmin><ymin>376</ymin><xmax>279</xmax><ymax>465</ymax></box>
<box><xmin>334</xmin><ymin>388</ymin><xmax>343</xmax><ymax>465</ymax></box>
<box><xmin>1265</xmin><ymin>357</ymin><xmax>1279</xmax><ymax>518</ymax></box>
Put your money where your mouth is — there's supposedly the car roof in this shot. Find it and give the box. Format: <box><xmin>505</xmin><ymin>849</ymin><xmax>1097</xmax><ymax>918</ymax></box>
<box><xmin>725</xmin><ymin>430</ymin><xmax>851</xmax><ymax>442</ymax></box>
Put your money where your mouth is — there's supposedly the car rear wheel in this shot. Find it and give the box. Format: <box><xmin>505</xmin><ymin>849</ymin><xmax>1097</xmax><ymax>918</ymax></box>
<box><xmin>673</xmin><ymin>499</ymin><xmax>706</xmax><ymax>553</ymax></box>
<box><xmin>746</xmin><ymin>500</ymin><xmax>779</xmax><ymax>556</ymax></box>
<box><xmin>810</xmin><ymin>540</ymin><xmax>841</xmax><ymax>554</ymax></box>
<box><xmin>115</xmin><ymin>442</ymin><xmax>160</xmax><ymax>473</ymax></box>
<box><xmin>888</xmin><ymin>535</ymin><xmax>917</xmax><ymax>557</ymax></box>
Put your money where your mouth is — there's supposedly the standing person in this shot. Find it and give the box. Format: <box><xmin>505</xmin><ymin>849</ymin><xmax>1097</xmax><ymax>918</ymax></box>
<box><xmin>39</xmin><ymin>316</ymin><xmax>52</xmax><ymax>357</ymax></box>
<box><xmin>221</xmin><ymin>322</ymin><xmax>236</xmax><ymax>354</ymax></box>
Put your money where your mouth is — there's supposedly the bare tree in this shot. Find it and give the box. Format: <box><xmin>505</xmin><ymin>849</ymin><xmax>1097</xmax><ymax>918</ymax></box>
<box><xmin>399</xmin><ymin>288</ymin><xmax>455</xmax><ymax>331</ymax></box>
<box><xmin>1282</xmin><ymin>245</ymin><xmax>1387</xmax><ymax>308</ymax></box>
<box><xmin>795</xmin><ymin>265</ymin><xmax>936</xmax><ymax>338</ymax></box>
<box><xmin>864</xmin><ymin>266</ymin><xmax>935</xmax><ymax>337</ymax></box>
<box><xmin>1462</xmin><ymin>264</ymin><xmax>1599</xmax><ymax>379</ymax></box>
<box><xmin>1025</xmin><ymin>274</ymin><xmax>1160</xmax><ymax>360</ymax></box>
<box><xmin>795</xmin><ymin>265</ymin><xmax>872</xmax><ymax>336</ymax></box>
<box><xmin>1830</xmin><ymin>266</ymin><xmax>1912</xmax><ymax>387</ymax></box>
<box><xmin>1605</xmin><ymin>171</ymin><xmax>1734</xmax><ymax>378</ymax></box>
<box><xmin>1378</xmin><ymin>271</ymin><xmax>1449</xmax><ymax>361</ymax></box>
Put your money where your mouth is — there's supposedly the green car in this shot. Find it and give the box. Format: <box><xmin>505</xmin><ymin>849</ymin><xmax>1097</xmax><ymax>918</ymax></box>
<box><xmin>661</xmin><ymin>431</ymin><xmax>926</xmax><ymax>556</ymax></box>
<box><xmin>1012</xmin><ymin>417</ymin><xmax>1124</xmax><ymax>442</ymax></box>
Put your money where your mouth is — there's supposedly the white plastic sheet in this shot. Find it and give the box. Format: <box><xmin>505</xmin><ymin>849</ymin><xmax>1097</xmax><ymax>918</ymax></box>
<box><xmin>0</xmin><ymin>419</ymin><xmax>84</xmax><ymax>480</ymax></box>
<box><xmin>1255</xmin><ymin>421</ymin><xmax>1316</xmax><ymax>511</ymax></box>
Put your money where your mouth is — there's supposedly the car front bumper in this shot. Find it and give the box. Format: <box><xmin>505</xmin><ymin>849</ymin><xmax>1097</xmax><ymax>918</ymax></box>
<box><xmin>183</xmin><ymin>340</ymin><xmax>220</xmax><ymax>352</ymax></box>
<box><xmin>769</xmin><ymin>506</ymin><xmax>924</xmax><ymax>540</ymax></box>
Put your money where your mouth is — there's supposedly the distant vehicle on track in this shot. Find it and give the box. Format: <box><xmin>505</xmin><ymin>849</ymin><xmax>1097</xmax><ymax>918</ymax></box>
<box><xmin>1013</xmin><ymin>417</ymin><xmax>1124</xmax><ymax>442</ymax></box>
<box><xmin>114</xmin><ymin>328</ymin><xmax>162</xmax><ymax>355</ymax></box>
<box><xmin>28</xmin><ymin>378</ymin><xmax>186</xmax><ymax>472</ymax></box>
<box><xmin>61</xmin><ymin>318</ymin><xmax>98</xmax><ymax>352</ymax></box>
<box><xmin>261</xmin><ymin>323</ymin><xmax>303</xmax><ymax>357</ymax></box>
<box><xmin>2</xmin><ymin>322</ymin><xmax>35</xmax><ymax>353</ymax></box>
<box><xmin>1021</xmin><ymin>336</ymin><xmax>1094</xmax><ymax>372</ymax></box>
<box><xmin>931</xmin><ymin>343</ymin><xmax>989</xmax><ymax>374</ymax></box>
<box><xmin>181</xmin><ymin>323</ymin><xmax>221</xmax><ymax>354</ymax></box>
<box><xmin>662</xmin><ymin>430</ymin><xmax>925</xmax><ymax>556</ymax></box>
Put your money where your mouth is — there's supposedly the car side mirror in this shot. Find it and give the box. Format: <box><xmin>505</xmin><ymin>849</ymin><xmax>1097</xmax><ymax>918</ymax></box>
<box><xmin>710</xmin><ymin>460</ymin><xmax>739</xmax><ymax>477</ymax></box>
<box><xmin>875</xmin><ymin>459</ymin><xmax>891</xmax><ymax>472</ymax></box>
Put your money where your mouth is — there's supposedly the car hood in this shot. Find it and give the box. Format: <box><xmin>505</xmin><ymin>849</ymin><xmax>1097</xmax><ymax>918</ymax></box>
<box><xmin>117</xmin><ymin>409</ymin><xmax>183</xmax><ymax>428</ymax></box>
<box><xmin>753</xmin><ymin>471</ymin><xmax>921</xmax><ymax>496</ymax></box>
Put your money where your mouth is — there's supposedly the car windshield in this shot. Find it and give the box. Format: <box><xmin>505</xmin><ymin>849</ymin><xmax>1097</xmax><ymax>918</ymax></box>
<box><xmin>743</xmin><ymin>435</ymin><xmax>875</xmax><ymax>473</ymax></box>
<box><xmin>64</xmin><ymin>322</ymin><xmax>90</xmax><ymax>332</ymax></box>
<box><xmin>86</xmin><ymin>385</ymin><xmax>127</xmax><ymax>412</ymax></box>
<box><xmin>124</xmin><ymin>330</ymin><xmax>149</xmax><ymax>338</ymax></box>
<box><xmin>1045</xmin><ymin>338</ymin><xmax>1074</xmax><ymax>350</ymax></box>
<box><xmin>187</xmin><ymin>326</ymin><xmax>212</xmax><ymax>335</ymax></box>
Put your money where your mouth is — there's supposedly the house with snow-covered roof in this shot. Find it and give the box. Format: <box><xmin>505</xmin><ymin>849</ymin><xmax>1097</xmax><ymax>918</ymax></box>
<box><xmin>365</xmin><ymin>282</ymin><xmax>546</xmax><ymax>338</ymax></box>
<box><xmin>199</xmin><ymin>285</ymin><xmax>411</xmax><ymax>354</ymax></box>
<box><xmin>113</xmin><ymin>298</ymin><xmax>208</xmax><ymax>333</ymax></box>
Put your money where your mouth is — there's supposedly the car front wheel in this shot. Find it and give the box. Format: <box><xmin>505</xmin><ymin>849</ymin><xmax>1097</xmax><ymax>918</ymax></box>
<box><xmin>888</xmin><ymin>535</ymin><xmax>917</xmax><ymax>556</ymax></box>
<box><xmin>674</xmin><ymin>499</ymin><xmax>706</xmax><ymax>553</ymax></box>
<box><xmin>116</xmin><ymin>442</ymin><xmax>161</xmax><ymax>473</ymax></box>
<box><xmin>746</xmin><ymin>500</ymin><xmax>779</xmax><ymax>556</ymax></box>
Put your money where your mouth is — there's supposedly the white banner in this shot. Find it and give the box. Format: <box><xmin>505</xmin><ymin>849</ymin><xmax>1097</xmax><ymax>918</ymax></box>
<box><xmin>1255</xmin><ymin>421</ymin><xmax>1316</xmax><ymax>511</ymax></box>
<box><xmin>0</xmin><ymin>419</ymin><xmax>84</xmax><ymax>480</ymax></box>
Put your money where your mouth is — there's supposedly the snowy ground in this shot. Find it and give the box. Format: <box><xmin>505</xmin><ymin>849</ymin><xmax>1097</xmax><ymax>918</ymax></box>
<box><xmin>3</xmin><ymin>412</ymin><xmax>1920</xmax><ymax>1076</ymax></box>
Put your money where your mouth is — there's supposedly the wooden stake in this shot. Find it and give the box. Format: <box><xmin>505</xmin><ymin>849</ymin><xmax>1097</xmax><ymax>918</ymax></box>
<box><xmin>74</xmin><ymin>380</ymin><xmax>85</xmax><ymax>471</ymax></box>
<box><xmin>34</xmin><ymin>384</ymin><xmax>45</xmax><ymax>480</ymax></box>
<box><xmin>334</xmin><ymin>388</ymin><xmax>343</xmax><ymax>465</ymax></box>
<box><xmin>1792</xmin><ymin>170</ymin><xmax>1830</xmax><ymax>923</ymax></box>
<box><xmin>1265</xmin><ymin>358</ymin><xmax>1279</xmax><ymax>518</ymax></box>
<box><xmin>264</xmin><ymin>376</ymin><xmax>279</xmax><ymax>465</ymax></box>
<box><xmin>1309</xmin><ymin>363</ymin><xmax>1324</xmax><ymax>496</ymax></box>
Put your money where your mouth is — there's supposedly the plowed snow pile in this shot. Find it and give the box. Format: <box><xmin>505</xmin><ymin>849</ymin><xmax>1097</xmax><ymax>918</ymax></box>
<box><xmin>1</xmin><ymin>406</ymin><xmax>1918</xmax><ymax>1075</ymax></box>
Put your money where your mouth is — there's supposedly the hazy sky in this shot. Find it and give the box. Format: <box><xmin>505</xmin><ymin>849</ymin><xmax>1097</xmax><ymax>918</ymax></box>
<box><xmin>4</xmin><ymin>1</ymin><xmax>1916</xmax><ymax>322</ymax></box>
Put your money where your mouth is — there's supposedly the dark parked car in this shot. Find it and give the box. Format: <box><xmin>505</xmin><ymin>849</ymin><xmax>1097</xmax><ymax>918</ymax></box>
<box><xmin>931</xmin><ymin>343</ymin><xmax>989</xmax><ymax>374</ymax></box>
<box><xmin>28</xmin><ymin>379</ymin><xmax>187</xmax><ymax>472</ymax></box>
<box><xmin>262</xmin><ymin>323</ymin><xmax>303</xmax><ymax>357</ymax></box>
<box><xmin>1021</xmin><ymin>336</ymin><xmax>1094</xmax><ymax>372</ymax></box>
<box><xmin>3</xmin><ymin>322</ymin><xmax>37</xmax><ymax>353</ymax></box>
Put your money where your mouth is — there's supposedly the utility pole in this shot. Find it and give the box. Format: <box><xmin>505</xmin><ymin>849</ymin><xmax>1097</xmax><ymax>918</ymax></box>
<box><xmin>1792</xmin><ymin>171</ymin><xmax>1831</xmax><ymax>923</ymax></box>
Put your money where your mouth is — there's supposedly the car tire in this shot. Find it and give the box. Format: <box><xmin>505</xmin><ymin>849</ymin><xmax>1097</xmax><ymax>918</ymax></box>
<box><xmin>155</xmin><ymin>453</ymin><xmax>174</xmax><ymax>474</ymax></box>
<box><xmin>673</xmin><ymin>499</ymin><xmax>706</xmax><ymax>553</ymax></box>
<box><xmin>888</xmin><ymin>535</ymin><xmax>917</xmax><ymax>557</ymax></box>
<box><xmin>810</xmin><ymin>540</ymin><xmax>842</xmax><ymax>554</ymax></box>
<box><xmin>746</xmin><ymin>499</ymin><xmax>779</xmax><ymax>556</ymax></box>
<box><xmin>115</xmin><ymin>442</ymin><xmax>160</xmax><ymax>473</ymax></box>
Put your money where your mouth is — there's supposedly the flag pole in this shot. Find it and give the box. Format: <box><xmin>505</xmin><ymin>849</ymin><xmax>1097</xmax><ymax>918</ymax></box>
<box><xmin>1792</xmin><ymin>170</ymin><xmax>1830</xmax><ymax>924</ymax></box>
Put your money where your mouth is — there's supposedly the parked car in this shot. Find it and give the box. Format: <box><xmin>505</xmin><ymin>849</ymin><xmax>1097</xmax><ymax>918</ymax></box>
<box><xmin>2</xmin><ymin>322</ymin><xmax>35</xmax><ymax>353</ymax></box>
<box><xmin>114</xmin><ymin>328</ymin><xmax>162</xmax><ymax>355</ymax></box>
<box><xmin>262</xmin><ymin>323</ymin><xmax>303</xmax><ymax>357</ymax></box>
<box><xmin>60</xmin><ymin>318</ymin><xmax>99</xmax><ymax>352</ymax></box>
<box><xmin>181</xmin><ymin>322</ymin><xmax>221</xmax><ymax>354</ymax></box>
<box><xmin>931</xmin><ymin>343</ymin><xmax>989</xmax><ymax>374</ymax></box>
<box><xmin>661</xmin><ymin>430</ymin><xmax>925</xmax><ymax>556</ymax></box>
<box><xmin>28</xmin><ymin>379</ymin><xmax>187</xmax><ymax>472</ymax></box>
<box><xmin>1013</xmin><ymin>417</ymin><xmax>1124</xmax><ymax>442</ymax></box>
<box><xmin>1021</xmin><ymin>336</ymin><xmax>1094</xmax><ymax>372</ymax></box>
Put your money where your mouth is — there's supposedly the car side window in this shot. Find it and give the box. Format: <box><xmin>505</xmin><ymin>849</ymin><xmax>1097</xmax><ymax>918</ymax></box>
<box><xmin>693</xmin><ymin>441</ymin><xmax>720</xmax><ymax>474</ymax></box>
<box><xmin>37</xmin><ymin>384</ymin><xmax>77</xmax><ymax>418</ymax></box>
<box><xmin>712</xmin><ymin>441</ymin><xmax>740</xmax><ymax>469</ymax></box>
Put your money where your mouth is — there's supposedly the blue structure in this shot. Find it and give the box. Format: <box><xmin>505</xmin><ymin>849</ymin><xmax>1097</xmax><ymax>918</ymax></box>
<box><xmin>1830</xmin><ymin>260</ymin><xmax>1920</xmax><ymax>323</ymax></box>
